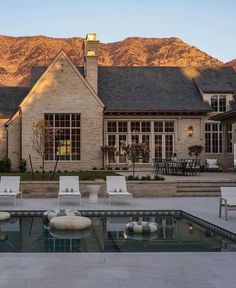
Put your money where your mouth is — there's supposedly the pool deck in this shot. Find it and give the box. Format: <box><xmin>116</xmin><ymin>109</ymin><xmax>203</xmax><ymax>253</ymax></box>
<box><xmin>0</xmin><ymin>196</ymin><xmax>236</xmax><ymax>288</ymax></box>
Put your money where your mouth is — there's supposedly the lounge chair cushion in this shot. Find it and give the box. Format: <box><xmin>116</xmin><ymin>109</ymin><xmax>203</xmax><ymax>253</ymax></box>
<box><xmin>207</xmin><ymin>159</ymin><xmax>219</xmax><ymax>168</ymax></box>
<box><xmin>108</xmin><ymin>191</ymin><xmax>132</xmax><ymax>196</ymax></box>
<box><xmin>49</xmin><ymin>216</ymin><xmax>92</xmax><ymax>230</ymax></box>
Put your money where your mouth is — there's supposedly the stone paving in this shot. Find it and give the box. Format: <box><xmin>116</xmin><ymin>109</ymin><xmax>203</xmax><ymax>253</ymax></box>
<box><xmin>0</xmin><ymin>196</ymin><xmax>236</xmax><ymax>287</ymax></box>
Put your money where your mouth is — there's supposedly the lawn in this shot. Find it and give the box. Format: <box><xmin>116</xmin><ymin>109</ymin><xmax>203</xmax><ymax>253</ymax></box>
<box><xmin>0</xmin><ymin>171</ymin><xmax>119</xmax><ymax>181</ymax></box>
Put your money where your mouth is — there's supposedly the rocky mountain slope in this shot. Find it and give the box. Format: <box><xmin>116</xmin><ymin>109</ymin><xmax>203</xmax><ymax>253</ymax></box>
<box><xmin>0</xmin><ymin>35</ymin><xmax>223</xmax><ymax>86</ymax></box>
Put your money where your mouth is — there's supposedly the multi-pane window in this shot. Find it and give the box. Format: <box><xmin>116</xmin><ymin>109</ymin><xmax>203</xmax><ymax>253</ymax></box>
<box><xmin>108</xmin><ymin>135</ymin><xmax>116</xmax><ymax>163</ymax></box>
<box><xmin>118</xmin><ymin>122</ymin><xmax>128</xmax><ymax>132</ymax></box>
<box><xmin>107</xmin><ymin>122</ymin><xmax>117</xmax><ymax>132</ymax></box>
<box><xmin>154</xmin><ymin>121</ymin><xmax>174</xmax><ymax>133</ymax></box>
<box><xmin>106</xmin><ymin>120</ymin><xmax>175</xmax><ymax>163</ymax></box>
<box><xmin>131</xmin><ymin>122</ymin><xmax>140</xmax><ymax>132</ymax></box>
<box><xmin>141</xmin><ymin>122</ymin><xmax>151</xmax><ymax>132</ymax></box>
<box><xmin>142</xmin><ymin>135</ymin><xmax>150</xmax><ymax>162</ymax></box>
<box><xmin>205</xmin><ymin>123</ymin><xmax>222</xmax><ymax>153</ymax></box>
<box><xmin>45</xmin><ymin>114</ymin><xmax>80</xmax><ymax>161</ymax></box>
<box><xmin>118</xmin><ymin>135</ymin><xmax>127</xmax><ymax>163</ymax></box>
<box><xmin>154</xmin><ymin>121</ymin><xmax>174</xmax><ymax>160</ymax></box>
<box><xmin>226</xmin><ymin>124</ymin><xmax>233</xmax><ymax>153</ymax></box>
<box><xmin>210</xmin><ymin>95</ymin><xmax>226</xmax><ymax>112</ymax></box>
<box><xmin>154</xmin><ymin>135</ymin><xmax>162</xmax><ymax>159</ymax></box>
<box><xmin>165</xmin><ymin>135</ymin><xmax>174</xmax><ymax>159</ymax></box>
<box><xmin>131</xmin><ymin>134</ymin><xmax>139</xmax><ymax>143</ymax></box>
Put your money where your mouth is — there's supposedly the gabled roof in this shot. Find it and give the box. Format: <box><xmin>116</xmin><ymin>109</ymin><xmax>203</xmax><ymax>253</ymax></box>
<box><xmin>0</xmin><ymin>86</ymin><xmax>30</xmax><ymax>115</ymax></box>
<box><xmin>193</xmin><ymin>67</ymin><xmax>236</xmax><ymax>92</ymax></box>
<box><xmin>98</xmin><ymin>67</ymin><xmax>211</xmax><ymax>112</ymax></box>
<box><xmin>20</xmin><ymin>50</ymin><xmax>104</xmax><ymax>109</ymax></box>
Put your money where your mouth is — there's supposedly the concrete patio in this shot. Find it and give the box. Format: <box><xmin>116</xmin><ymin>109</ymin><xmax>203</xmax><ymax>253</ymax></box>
<box><xmin>0</xmin><ymin>196</ymin><xmax>236</xmax><ymax>288</ymax></box>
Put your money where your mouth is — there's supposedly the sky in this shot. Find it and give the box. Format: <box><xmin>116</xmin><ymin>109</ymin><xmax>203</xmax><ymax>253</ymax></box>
<box><xmin>0</xmin><ymin>0</ymin><xmax>235</xmax><ymax>62</ymax></box>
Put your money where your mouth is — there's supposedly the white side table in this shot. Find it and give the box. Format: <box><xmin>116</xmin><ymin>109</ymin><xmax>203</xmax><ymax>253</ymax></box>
<box><xmin>87</xmin><ymin>185</ymin><xmax>100</xmax><ymax>203</ymax></box>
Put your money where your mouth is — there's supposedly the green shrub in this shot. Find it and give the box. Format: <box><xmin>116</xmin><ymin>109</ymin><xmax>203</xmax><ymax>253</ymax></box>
<box><xmin>154</xmin><ymin>175</ymin><xmax>165</xmax><ymax>181</ymax></box>
<box><xmin>19</xmin><ymin>159</ymin><xmax>27</xmax><ymax>173</ymax></box>
<box><xmin>0</xmin><ymin>158</ymin><xmax>11</xmax><ymax>172</ymax></box>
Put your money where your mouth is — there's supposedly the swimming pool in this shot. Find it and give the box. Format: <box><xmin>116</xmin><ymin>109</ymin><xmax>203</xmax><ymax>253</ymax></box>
<box><xmin>0</xmin><ymin>210</ymin><xmax>235</xmax><ymax>253</ymax></box>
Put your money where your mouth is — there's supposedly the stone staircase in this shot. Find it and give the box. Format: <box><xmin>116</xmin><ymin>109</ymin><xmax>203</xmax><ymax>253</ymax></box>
<box><xmin>174</xmin><ymin>181</ymin><xmax>236</xmax><ymax>197</ymax></box>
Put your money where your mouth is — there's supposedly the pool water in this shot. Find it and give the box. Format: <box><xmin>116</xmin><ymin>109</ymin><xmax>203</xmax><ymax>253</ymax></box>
<box><xmin>0</xmin><ymin>211</ymin><xmax>235</xmax><ymax>253</ymax></box>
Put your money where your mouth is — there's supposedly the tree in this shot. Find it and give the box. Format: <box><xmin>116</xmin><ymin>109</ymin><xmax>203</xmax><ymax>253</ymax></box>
<box><xmin>100</xmin><ymin>145</ymin><xmax>117</xmax><ymax>169</ymax></box>
<box><xmin>31</xmin><ymin>119</ymin><xmax>53</xmax><ymax>178</ymax></box>
<box><xmin>188</xmin><ymin>145</ymin><xmax>203</xmax><ymax>159</ymax></box>
<box><xmin>121</xmin><ymin>142</ymin><xmax>149</xmax><ymax>177</ymax></box>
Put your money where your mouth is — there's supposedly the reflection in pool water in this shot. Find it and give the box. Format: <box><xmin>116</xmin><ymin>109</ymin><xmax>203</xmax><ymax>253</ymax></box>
<box><xmin>0</xmin><ymin>213</ymin><xmax>235</xmax><ymax>253</ymax></box>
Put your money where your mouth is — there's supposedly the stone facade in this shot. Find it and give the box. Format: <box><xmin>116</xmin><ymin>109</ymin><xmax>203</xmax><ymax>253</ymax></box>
<box><xmin>7</xmin><ymin>114</ymin><xmax>21</xmax><ymax>170</ymax></box>
<box><xmin>0</xmin><ymin>118</ymin><xmax>8</xmax><ymax>158</ymax></box>
<box><xmin>9</xmin><ymin>51</ymin><xmax>104</xmax><ymax>172</ymax></box>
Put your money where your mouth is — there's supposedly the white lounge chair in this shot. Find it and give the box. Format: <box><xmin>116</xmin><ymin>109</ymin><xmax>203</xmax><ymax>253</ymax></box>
<box><xmin>0</xmin><ymin>176</ymin><xmax>22</xmax><ymax>206</ymax></box>
<box><xmin>206</xmin><ymin>159</ymin><xmax>220</xmax><ymax>171</ymax></box>
<box><xmin>58</xmin><ymin>176</ymin><xmax>81</xmax><ymax>207</ymax></box>
<box><xmin>219</xmin><ymin>187</ymin><xmax>236</xmax><ymax>220</ymax></box>
<box><xmin>106</xmin><ymin>176</ymin><xmax>133</xmax><ymax>206</ymax></box>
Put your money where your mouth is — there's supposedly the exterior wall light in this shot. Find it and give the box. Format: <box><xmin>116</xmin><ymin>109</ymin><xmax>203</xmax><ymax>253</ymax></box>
<box><xmin>187</xmin><ymin>126</ymin><xmax>193</xmax><ymax>137</ymax></box>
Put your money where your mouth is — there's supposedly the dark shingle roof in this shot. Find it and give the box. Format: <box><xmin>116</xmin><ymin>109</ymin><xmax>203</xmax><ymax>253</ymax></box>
<box><xmin>0</xmin><ymin>87</ymin><xmax>30</xmax><ymax>115</ymax></box>
<box><xmin>2</xmin><ymin>66</ymin><xmax>236</xmax><ymax>115</ymax></box>
<box><xmin>30</xmin><ymin>66</ymin><xmax>47</xmax><ymax>86</ymax></box>
<box><xmin>210</xmin><ymin>109</ymin><xmax>236</xmax><ymax>122</ymax></box>
<box><xmin>194</xmin><ymin>67</ymin><xmax>236</xmax><ymax>92</ymax></box>
<box><xmin>98</xmin><ymin>67</ymin><xmax>211</xmax><ymax>112</ymax></box>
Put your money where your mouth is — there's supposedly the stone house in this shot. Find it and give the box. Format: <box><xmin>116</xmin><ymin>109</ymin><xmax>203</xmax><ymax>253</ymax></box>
<box><xmin>0</xmin><ymin>33</ymin><xmax>236</xmax><ymax>171</ymax></box>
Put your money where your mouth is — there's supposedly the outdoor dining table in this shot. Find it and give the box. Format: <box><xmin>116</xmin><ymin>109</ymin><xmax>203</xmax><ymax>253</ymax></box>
<box><xmin>153</xmin><ymin>158</ymin><xmax>201</xmax><ymax>176</ymax></box>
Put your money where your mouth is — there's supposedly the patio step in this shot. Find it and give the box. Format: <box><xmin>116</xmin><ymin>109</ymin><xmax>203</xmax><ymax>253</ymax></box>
<box><xmin>174</xmin><ymin>182</ymin><xmax>236</xmax><ymax>197</ymax></box>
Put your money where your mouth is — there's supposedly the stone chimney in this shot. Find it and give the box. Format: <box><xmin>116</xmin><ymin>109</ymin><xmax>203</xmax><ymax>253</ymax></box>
<box><xmin>84</xmin><ymin>33</ymin><xmax>99</xmax><ymax>93</ymax></box>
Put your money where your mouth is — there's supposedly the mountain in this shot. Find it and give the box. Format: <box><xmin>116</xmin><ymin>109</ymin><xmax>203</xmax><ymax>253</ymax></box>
<box><xmin>223</xmin><ymin>59</ymin><xmax>236</xmax><ymax>71</ymax></box>
<box><xmin>0</xmin><ymin>35</ymin><xmax>223</xmax><ymax>87</ymax></box>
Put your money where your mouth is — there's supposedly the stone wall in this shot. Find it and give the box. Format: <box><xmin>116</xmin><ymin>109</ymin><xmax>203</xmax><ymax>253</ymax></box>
<box><xmin>20</xmin><ymin>181</ymin><xmax>177</xmax><ymax>198</ymax></box>
<box><xmin>0</xmin><ymin>118</ymin><xmax>8</xmax><ymax>159</ymax></box>
<box><xmin>7</xmin><ymin>115</ymin><xmax>21</xmax><ymax>170</ymax></box>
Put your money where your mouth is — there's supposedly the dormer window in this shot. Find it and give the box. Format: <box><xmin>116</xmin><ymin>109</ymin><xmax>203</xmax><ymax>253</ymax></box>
<box><xmin>210</xmin><ymin>95</ymin><xmax>226</xmax><ymax>112</ymax></box>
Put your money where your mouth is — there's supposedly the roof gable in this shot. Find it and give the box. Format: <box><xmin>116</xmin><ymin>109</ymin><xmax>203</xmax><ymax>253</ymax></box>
<box><xmin>20</xmin><ymin>50</ymin><xmax>104</xmax><ymax>109</ymax></box>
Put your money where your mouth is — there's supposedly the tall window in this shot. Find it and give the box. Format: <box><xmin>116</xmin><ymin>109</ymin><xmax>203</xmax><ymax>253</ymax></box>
<box><xmin>154</xmin><ymin>121</ymin><xmax>174</xmax><ymax>159</ymax></box>
<box><xmin>205</xmin><ymin>123</ymin><xmax>222</xmax><ymax>153</ymax></box>
<box><xmin>226</xmin><ymin>124</ymin><xmax>233</xmax><ymax>153</ymax></box>
<box><xmin>45</xmin><ymin>114</ymin><xmax>80</xmax><ymax>160</ymax></box>
<box><xmin>210</xmin><ymin>95</ymin><xmax>226</xmax><ymax>112</ymax></box>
